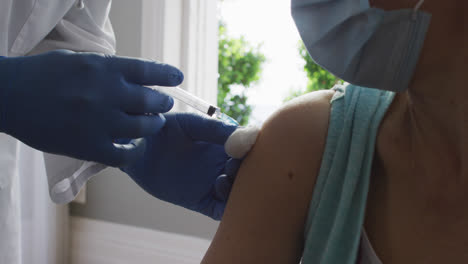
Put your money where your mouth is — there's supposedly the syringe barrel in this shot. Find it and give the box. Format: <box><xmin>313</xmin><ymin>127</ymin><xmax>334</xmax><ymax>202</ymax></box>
<box><xmin>150</xmin><ymin>86</ymin><xmax>215</xmax><ymax>115</ymax></box>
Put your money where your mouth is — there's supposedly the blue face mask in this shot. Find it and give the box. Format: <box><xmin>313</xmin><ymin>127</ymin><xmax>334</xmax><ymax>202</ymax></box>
<box><xmin>292</xmin><ymin>0</ymin><xmax>431</xmax><ymax>92</ymax></box>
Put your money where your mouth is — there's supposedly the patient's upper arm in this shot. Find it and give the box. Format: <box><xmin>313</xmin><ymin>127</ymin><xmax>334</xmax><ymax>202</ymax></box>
<box><xmin>202</xmin><ymin>90</ymin><xmax>334</xmax><ymax>264</ymax></box>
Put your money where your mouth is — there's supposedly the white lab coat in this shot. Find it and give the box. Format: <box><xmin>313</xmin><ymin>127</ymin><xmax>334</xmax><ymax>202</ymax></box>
<box><xmin>0</xmin><ymin>0</ymin><xmax>116</xmax><ymax>263</ymax></box>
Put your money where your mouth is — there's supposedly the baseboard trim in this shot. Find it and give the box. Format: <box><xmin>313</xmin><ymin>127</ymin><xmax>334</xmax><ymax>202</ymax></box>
<box><xmin>70</xmin><ymin>217</ymin><xmax>211</xmax><ymax>264</ymax></box>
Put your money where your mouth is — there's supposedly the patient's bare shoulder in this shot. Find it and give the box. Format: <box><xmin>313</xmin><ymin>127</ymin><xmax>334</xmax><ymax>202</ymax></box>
<box><xmin>262</xmin><ymin>89</ymin><xmax>335</xmax><ymax>155</ymax></box>
<box><xmin>202</xmin><ymin>89</ymin><xmax>334</xmax><ymax>264</ymax></box>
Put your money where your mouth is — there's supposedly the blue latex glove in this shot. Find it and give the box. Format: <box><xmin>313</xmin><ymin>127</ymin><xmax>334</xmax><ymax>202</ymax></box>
<box><xmin>122</xmin><ymin>112</ymin><xmax>240</xmax><ymax>220</ymax></box>
<box><xmin>0</xmin><ymin>50</ymin><xmax>183</xmax><ymax>167</ymax></box>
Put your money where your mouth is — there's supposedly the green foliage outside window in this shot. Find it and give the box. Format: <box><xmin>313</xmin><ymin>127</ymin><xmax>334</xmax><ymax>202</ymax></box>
<box><xmin>285</xmin><ymin>41</ymin><xmax>342</xmax><ymax>102</ymax></box>
<box><xmin>218</xmin><ymin>22</ymin><xmax>266</xmax><ymax>126</ymax></box>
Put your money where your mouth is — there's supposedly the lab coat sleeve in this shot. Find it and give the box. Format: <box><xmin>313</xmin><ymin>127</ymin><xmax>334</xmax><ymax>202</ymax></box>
<box><xmin>36</xmin><ymin>0</ymin><xmax>116</xmax><ymax>204</ymax></box>
<box><xmin>44</xmin><ymin>154</ymin><xmax>107</xmax><ymax>204</ymax></box>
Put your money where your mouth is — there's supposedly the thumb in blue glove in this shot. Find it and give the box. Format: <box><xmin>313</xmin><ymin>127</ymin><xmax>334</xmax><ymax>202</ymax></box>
<box><xmin>214</xmin><ymin>126</ymin><xmax>260</xmax><ymax>201</ymax></box>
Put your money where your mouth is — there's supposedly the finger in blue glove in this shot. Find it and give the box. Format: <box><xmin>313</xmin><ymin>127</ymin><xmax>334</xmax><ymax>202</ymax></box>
<box><xmin>214</xmin><ymin>174</ymin><xmax>233</xmax><ymax>202</ymax></box>
<box><xmin>0</xmin><ymin>51</ymin><xmax>182</xmax><ymax>167</ymax></box>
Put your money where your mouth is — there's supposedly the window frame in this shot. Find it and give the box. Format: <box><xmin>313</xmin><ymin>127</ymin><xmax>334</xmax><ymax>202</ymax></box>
<box><xmin>141</xmin><ymin>0</ymin><xmax>219</xmax><ymax>110</ymax></box>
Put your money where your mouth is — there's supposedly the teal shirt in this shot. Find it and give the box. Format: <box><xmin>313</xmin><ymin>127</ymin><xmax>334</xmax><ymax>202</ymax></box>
<box><xmin>302</xmin><ymin>84</ymin><xmax>395</xmax><ymax>263</ymax></box>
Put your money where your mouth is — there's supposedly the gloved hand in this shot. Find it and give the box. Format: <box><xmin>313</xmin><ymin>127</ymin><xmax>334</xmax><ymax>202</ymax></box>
<box><xmin>122</xmin><ymin>112</ymin><xmax>259</xmax><ymax>220</ymax></box>
<box><xmin>0</xmin><ymin>50</ymin><xmax>183</xmax><ymax>167</ymax></box>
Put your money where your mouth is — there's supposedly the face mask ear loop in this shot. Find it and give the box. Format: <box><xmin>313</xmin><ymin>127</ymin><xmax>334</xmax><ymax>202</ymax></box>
<box><xmin>412</xmin><ymin>0</ymin><xmax>425</xmax><ymax>20</ymax></box>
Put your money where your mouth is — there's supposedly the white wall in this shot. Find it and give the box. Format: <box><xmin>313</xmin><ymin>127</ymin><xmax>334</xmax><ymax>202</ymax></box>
<box><xmin>71</xmin><ymin>0</ymin><xmax>220</xmax><ymax>240</ymax></box>
<box><xmin>70</xmin><ymin>217</ymin><xmax>211</xmax><ymax>264</ymax></box>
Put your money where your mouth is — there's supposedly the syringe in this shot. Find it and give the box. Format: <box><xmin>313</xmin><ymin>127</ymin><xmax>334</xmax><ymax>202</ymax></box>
<box><xmin>150</xmin><ymin>85</ymin><xmax>239</xmax><ymax>126</ymax></box>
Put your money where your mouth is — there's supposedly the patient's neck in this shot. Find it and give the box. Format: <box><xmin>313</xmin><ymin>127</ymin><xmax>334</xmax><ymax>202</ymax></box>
<box><xmin>396</xmin><ymin>5</ymin><xmax>467</xmax><ymax>172</ymax></box>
